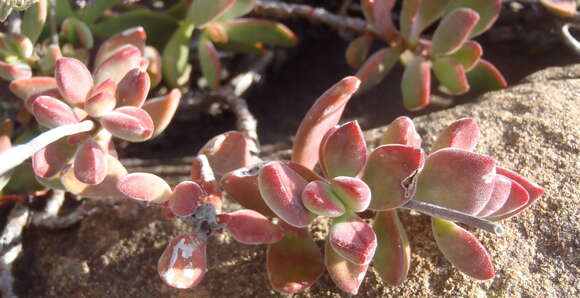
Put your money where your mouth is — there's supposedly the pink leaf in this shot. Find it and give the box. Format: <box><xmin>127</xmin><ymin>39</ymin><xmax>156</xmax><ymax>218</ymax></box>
<box><xmin>100</xmin><ymin>107</ymin><xmax>154</xmax><ymax>142</ymax></box>
<box><xmin>402</xmin><ymin>56</ymin><xmax>431</xmax><ymax>111</ymax></box>
<box><xmin>84</xmin><ymin>91</ymin><xmax>116</xmax><ymax>118</ymax></box>
<box><xmin>301</xmin><ymin>180</ymin><xmax>346</xmax><ymax>217</ymax></box>
<box><xmin>9</xmin><ymin>76</ymin><xmax>57</xmax><ymax>100</ymax></box>
<box><xmin>198</xmin><ymin>131</ymin><xmax>252</xmax><ymax>177</ymax></box>
<box><xmin>431</xmin><ymin>8</ymin><xmax>480</xmax><ymax>56</ymax></box>
<box><xmin>61</xmin><ymin>155</ymin><xmax>128</xmax><ymax>198</ymax></box>
<box><xmin>31</xmin><ymin>95</ymin><xmax>79</xmax><ymax>128</ymax></box>
<box><xmin>345</xmin><ymin>33</ymin><xmax>373</xmax><ymax>69</ymax></box>
<box><xmin>319</xmin><ymin>120</ymin><xmax>367</xmax><ymax>178</ymax></box>
<box><xmin>221</xmin><ymin>165</ymin><xmax>275</xmax><ymax>217</ymax></box>
<box><xmin>55</xmin><ymin>58</ymin><xmax>93</xmax><ymax>105</ymax></box>
<box><xmin>117</xmin><ymin>172</ymin><xmax>171</xmax><ymax>204</ymax></box>
<box><xmin>169</xmin><ymin>181</ymin><xmax>205</xmax><ymax>217</ymax></box>
<box><xmin>380</xmin><ymin>116</ymin><xmax>422</xmax><ymax>148</ymax></box>
<box><xmin>324</xmin><ymin>238</ymin><xmax>369</xmax><ymax>295</ymax></box>
<box><xmin>93</xmin><ymin>44</ymin><xmax>142</xmax><ymax>86</ymax></box>
<box><xmin>486</xmin><ymin>179</ymin><xmax>530</xmax><ymax>220</ymax></box>
<box><xmin>373</xmin><ymin>210</ymin><xmax>410</xmax><ymax>286</ymax></box>
<box><xmin>355</xmin><ymin>47</ymin><xmax>401</xmax><ymax>92</ymax></box>
<box><xmin>190</xmin><ymin>155</ymin><xmax>222</xmax><ymax>213</ymax></box>
<box><xmin>141</xmin><ymin>88</ymin><xmax>182</xmax><ymax>137</ymax></box>
<box><xmin>158</xmin><ymin>233</ymin><xmax>207</xmax><ymax>289</ymax></box>
<box><xmin>330</xmin><ymin>176</ymin><xmax>371</xmax><ymax>212</ymax></box>
<box><xmin>329</xmin><ymin>213</ymin><xmax>377</xmax><ymax>265</ymax></box>
<box><xmin>73</xmin><ymin>139</ymin><xmax>107</xmax><ymax>185</ymax></box>
<box><xmin>0</xmin><ymin>62</ymin><xmax>32</xmax><ymax>81</ymax></box>
<box><xmin>32</xmin><ymin>139</ymin><xmax>75</xmax><ymax>178</ymax></box>
<box><xmin>432</xmin><ymin>118</ymin><xmax>480</xmax><ymax>152</ymax></box>
<box><xmin>496</xmin><ymin>166</ymin><xmax>544</xmax><ymax>208</ymax></box>
<box><xmin>116</xmin><ymin>68</ymin><xmax>150</xmax><ymax>108</ymax></box>
<box><xmin>95</xmin><ymin>27</ymin><xmax>146</xmax><ymax>67</ymax></box>
<box><xmin>220</xmin><ymin>209</ymin><xmax>285</xmax><ymax>244</ymax></box>
<box><xmin>476</xmin><ymin>174</ymin><xmax>512</xmax><ymax>217</ymax></box>
<box><xmin>89</xmin><ymin>78</ymin><xmax>117</xmax><ymax>98</ymax></box>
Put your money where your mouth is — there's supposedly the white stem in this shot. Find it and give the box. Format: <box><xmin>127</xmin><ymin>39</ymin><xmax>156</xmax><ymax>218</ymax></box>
<box><xmin>561</xmin><ymin>23</ymin><xmax>580</xmax><ymax>56</ymax></box>
<box><xmin>0</xmin><ymin>120</ymin><xmax>95</xmax><ymax>176</ymax></box>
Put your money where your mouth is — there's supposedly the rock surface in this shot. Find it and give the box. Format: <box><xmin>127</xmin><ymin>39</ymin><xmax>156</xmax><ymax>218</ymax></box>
<box><xmin>14</xmin><ymin>64</ymin><xmax>579</xmax><ymax>297</ymax></box>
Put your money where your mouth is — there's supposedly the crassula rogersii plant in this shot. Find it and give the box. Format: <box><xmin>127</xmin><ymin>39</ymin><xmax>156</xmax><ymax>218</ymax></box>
<box><xmin>114</xmin><ymin>76</ymin><xmax>543</xmax><ymax>294</ymax></box>
<box><xmin>349</xmin><ymin>0</ymin><xmax>507</xmax><ymax>110</ymax></box>
<box><xmin>0</xmin><ymin>27</ymin><xmax>181</xmax><ymax>198</ymax></box>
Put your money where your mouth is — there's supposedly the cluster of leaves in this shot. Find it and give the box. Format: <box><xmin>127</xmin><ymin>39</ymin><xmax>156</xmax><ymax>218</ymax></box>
<box><xmin>116</xmin><ymin>77</ymin><xmax>543</xmax><ymax>294</ymax></box>
<box><xmin>348</xmin><ymin>0</ymin><xmax>507</xmax><ymax>110</ymax></box>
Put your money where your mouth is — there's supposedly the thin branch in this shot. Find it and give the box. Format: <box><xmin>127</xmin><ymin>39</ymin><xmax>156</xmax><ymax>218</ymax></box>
<box><xmin>0</xmin><ymin>120</ymin><xmax>95</xmax><ymax>177</ymax></box>
<box><xmin>30</xmin><ymin>190</ymin><xmax>95</xmax><ymax>229</ymax></box>
<box><xmin>0</xmin><ymin>204</ymin><xmax>29</xmax><ymax>298</ymax></box>
<box><xmin>560</xmin><ymin>23</ymin><xmax>580</xmax><ymax>55</ymax></box>
<box><xmin>402</xmin><ymin>200</ymin><xmax>504</xmax><ymax>235</ymax></box>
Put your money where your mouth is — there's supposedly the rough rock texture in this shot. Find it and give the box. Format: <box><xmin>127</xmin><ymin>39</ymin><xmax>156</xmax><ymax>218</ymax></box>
<box><xmin>14</xmin><ymin>64</ymin><xmax>579</xmax><ymax>297</ymax></box>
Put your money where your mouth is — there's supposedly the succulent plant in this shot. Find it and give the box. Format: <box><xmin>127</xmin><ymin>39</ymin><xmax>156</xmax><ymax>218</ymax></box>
<box><xmin>348</xmin><ymin>0</ymin><xmax>507</xmax><ymax>110</ymax></box>
<box><xmin>7</xmin><ymin>27</ymin><xmax>181</xmax><ymax>198</ymax></box>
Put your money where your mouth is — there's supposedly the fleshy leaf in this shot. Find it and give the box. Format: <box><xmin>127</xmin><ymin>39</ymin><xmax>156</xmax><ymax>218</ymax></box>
<box><xmin>401</xmin><ymin>56</ymin><xmax>431</xmax><ymax>111</ymax></box>
<box><xmin>198</xmin><ymin>37</ymin><xmax>222</xmax><ymax>90</ymax></box>
<box><xmin>329</xmin><ymin>213</ymin><xmax>377</xmax><ymax>265</ymax></box>
<box><xmin>73</xmin><ymin>139</ymin><xmax>107</xmax><ymax>185</ymax></box>
<box><xmin>21</xmin><ymin>0</ymin><xmax>47</xmax><ymax>44</ymax></box>
<box><xmin>116</xmin><ymin>68</ymin><xmax>150</xmax><ymax>107</ymax></box>
<box><xmin>162</xmin><ymin>23</ymin><xmax>194</xmax><ymax>88</ymax></box>
<box><xmin>466</xmin><ymin>59</ymin><xmax>507</xmax><ymax>92</ymax></box>
<box><xmin>84</xmin><ymin>91</ymin><xmax>116</xmax><ymax>118</ymax></box>
<box><xmin>169</xmin><ymin>181</ymin><xmax>205</xmax><ymax>217</ymax></box>
<box><xmin>355</xmin><ymin>47</ymin><xmax>402</xmax><ymax>92</ymax></box>
<box><xmin>93</xmin><ymin>44</ymin><xmax>143</xmax><ymax>86</ymax></box>
<box><xmin>221</xmin><ymin>19</ymin><xmax>297</xmax><ymax>47</ymax></box>
<box><xmin>61</xmin><ymin>155</ymin><xmax>128</xmax><ymax>198</ymax></box>
<box><xmin>61</xmin><ymin>17</ymin><xmax>93</xmax><ymax>49</ymax></box>
<box><xmin>144</xmin><ymin>46</ymin><xmax>162</xmax><ymax>88</ymax></box>
<box><xmin>94</xmin><ymin>27</ymin><xmax>146</xmax><ymax>67</ymax></box>
<box><xmin>448</xmin><ymin>40</ymin><xmax>482</xmax><ymax>71</ymax></box>
<box><xmin>431</xmin><ymin>8</ymin><xmax>480</xmax><ymax>56</ymax></box>
<box><xmin>267</xmin><ymin>223</ymin><xmax>324</xmax><ymax>294</ymax></box>
<box><xmin>215</xmin><ymin>0</ymin><xmax>256</xmax><ymax>22</ymax></box>
<box><xmin>496</xmin><ymin>167</ymin><xmax>544</xmax><ymax>209</ymax></box>
<box><xmin>100</xmin><ymin>107</ymin><xmax>154</xmax><ymax>142</ymax></box>
<box><xmin>432</xmin><ymin>217</ymin><xmax>494</xmax><ymax>279</ymax></box>
<box><xmin>320</xmin><ymin>121</ymin><xmax>367</xmax><ymax>178</ymax></box>
<box><xmin>117</xmin><ymin>172</ymin><xmax>171</xmax><ymax>204</ymax></box>
<box><xmin>364</xmin><ymin>145</ymin><xmax>425</xmax><ymax>210</ymax></box>
<box><xmin>330</xmin><ymin>177</ymin><xmax>371</xmax><ymax>213</ymax></box>
<box><xmin>9</xmin><ymin>77</ymin><xmax>56</xmax><ymax>100</ymax></box>
<box><xmin>220</xmin><ymin>209</ymin><xmax>285</xmax><ymax>244</ymax></box>
<box><xmin>373</xmin><ymin>210</ymin><xmax>410</xmax><ymax>286</ymax></box>
<box><xmin>142</xmin><ymin>89</ymin><xmax>182</xmax><ymax>137</ymax></box>
<box><xmin>32</xmin><ymin>95</ymin><xmax>79</xmax><ymax>128</ymax></box>
<box><xmin>258</xmin><ymin>162</ymin><xmax>312</xmax><ymax>228</ymax></box>
<box><xmin>414</xmin><ymin>148</ymin><xmax>496</xmax><ymax>214</ymax></box>
<box><xmin>476</xmin><ymin>174</ymin><xmax>512</xmax><ymax>217</ymax></box>
<box><xmin>432</xmin><ymin>57</ymin><xmax>470</xmax><ymax>95</ymax></box>
<box><xmin>199</xmin><ymin>131</ymin><xmax>252</xmax><ymax>177</ymax></box>
<box><xmin>415</xmin><ymin>0</ymin><xmax>452</xmax><ymax>35</ymax></box>
<box><xmin>0</xmin><ymin>62</ymin><xmax>31</xmax><ymax>81</ymax></box>
<box><xmin>444</xmin><ymin>0</ymin><xmax>501</xmax><ymax>38</ymax></box>
<box><xmin>186</xmin><ymin>0</ymin><xmax>236</xmax><ymax>25</ymax></box>
<box><xmin>190</xmin><ymin>155</ymin><xmax>222</xmax><ymax>213</ymax></box>
<box><xmin>301</xmin><ymin>180</ymin><xmax>346</xmax><ymax>218</ymax></box>
<box><xmin>292</xmin><ymin>77</ymin><xmax>360</xmax><ymax>168</ymax></box>
<box><xmin>400</xmin><ymin>0</ymin><xmax>422</xmax><ymax>43</ymax></box>
<box><xmin>32</xmin><ymin>138</ymin><xmax>75</xmax><ymax>178</ymax></box>
<box><xmin>55</xmin><ymin>58</ymin><xmax>93</xmax><ymax>105</ymax></box>
<box><xmin>539</xmin><ymin>0</ymin><xmax>578</xmax><ymax>16</ymax></box>
<box><xmin>486</xmin><ymin>180</ymin><xmax>530</xmax><ymax>220</ymax></box>
<box><xmin>221</xmin><ymin>165</ymin><xmax>275</xmax><ymax>217</ymax></box>
<box><xmin>90</xmin><ymin>78</ymin><xmax>117</xmax><ymax>98</ymax></box>
<box><xmin>380</xmin><ymin>116</ymin><xmax>422</xmax><ymax>148</ymax></box>
<box><xmin>158</xmin><ymin>233</ymin><xmax>207</xmax><ymax>289</ymax></box>
<box><xmin>370</xmin><ymin>0</ymin><xmax>397</xmax><ymax>41</ymax></box>
<box><xmin>345</xmin><ymin>33</ymin><xmax>373</xmax><ymax>69</ymax></box>
<box><xmin>432</xmin><ymin>118</ymin><xmax>480</xmax><ymax>152</ymax></box>
<box><xmin>324</xmin><ymin>238</ymin><xmax>369</xmax><ymax>295</ymax></box>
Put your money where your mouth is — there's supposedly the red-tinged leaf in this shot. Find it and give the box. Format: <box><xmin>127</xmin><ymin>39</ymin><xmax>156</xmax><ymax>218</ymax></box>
<box><xmin>221</xmin><ymin>19</ymin><xmax>297</xmax><ymax>47</ymax></box>
<box><xmin>414</xmin><ymin>148</ymin><xmax>496</xmax><ymax>214</ymax></box>
<box><xmin>37</xmin><ymin>44</ymin><xmax>62</xmax><ymax>75</ymax></box>
<box><xmin>432</xmin><ymin>217</ymin><xmax>494</xmax><ymax>279</ymax></box>
<box><xmin>476</xmin><ymin>174</ymin><xmax>512</xmax><ymax>217</ymax></box>
<box><xmin>100</xmin><ymin>106</ymin><xmax>154</xmax><ymax>142</ymax></box>
<box><xmin>302</xmin><ymin>180</ymin><xmax>346</xmax><ymax>217</ymax></box>
<box><xmin>73</xmin><ymin>139</ymin><xmax>107</xmax><ymax>185</ymax></box>
<box><xmin>345</xmin><ymin>34</ymin><xmax>373</xmax><ymax>69</ymax></box>
<box><xmin>220</xmin><ymin>209</ymin><xmax>285</xmax><ymax>244</ymax></box>
<box><xmin>199</xmin><ymin>131</ymin><xmax>252</xmax><ymax>177</ymax></box>
<box><xmin>292</xmin><ymin>77</ymin><xmax>360</xmax><ymax>168</ymax></box>
<box><xmin>364</xmin><ymin>145</ymin><xmax>425</xmax><ymax>210</ymax></box>
<box><xmin>1</xmin><ymin>33</ymin><xmax>33</xmax><ymax>59</ymax></box>
<box><xmin>144</xmin><ymin>46</ymin><xmax>162</xmax><ymax>88</ymax></box>
<box><xmin>61</xmin><ymin>17</ymin><xmax>93</xmax><ymax>49</ymax></box>
<box><xmin>214</xmin><ymin>40</ymin><xmax>266</xmax><ymax>55</ymax></box>
<box><xmin>9</xmin><ymin>77</ymin><xmax>56</xmax><ymax>100</ymax></box>
<box><xmin>55</xmin><ymin>58</ymin><xmax>93</xmax><ymax>105</ymax></box>
<box><xmin>355</xmin><ymin>47</ymin><xmax>401</xmax><ymax>92</ymax></box>
<box><xmin>95</xmin><ymin>27</ymin><xmax>146</xmax><ymax>67</ymax></box>
<box><xmin>267</xmin><ymin>224</ymin><xmax>324</xmax><ymax>294</ymax></box>
<box><xmin>539</xmin><ymin>0</ymin><xmax>577</xmax><ymax>16</ymax></box>
<box><xmin>320</xmin><ymin>121</ymin><xmax>367</xmax><ymax>178</ymax></box>
<box><xmin>371</xmin><ymin>0</ymin><xmax>397</xmax><ymax>41</ymax></box>
<box><xmin>0</xmin><ymin>135</ymin><xmax>10</xmax><ymax>153</ymax></box>
<box><xmin>158</xmin><ymin>233</ymin><xmax>207</xmax><ymax>289</ymax></box>
<box><xmin>284</xmin><ymin>161</ymin><xmax>327</xmax><ymax>183</ymax></box>
<box><xmin>432</xmin><ymin>118</ymin><xmax>480</xmax><ymax>152</ymax></box>
<box><xmin>190</xmin><ymin>155</ymin><xmax>222</xmax><ymax>213</ymax></box>
<box><xmin>380</xmin><ymin>116</ymin><xmax>422</xmax><ymax>148</ymax></box>
<box><xmin>466</xmin><ymin>59</ymin><xmax>507</xmax><ymax>92</ymax></box>
<box><xmin>373</xmin><ymin>210</ymin><xmax>410</xmax><ymax>286</ymax></box>
<box><xmin>24</xmin><ymin>88</ymin><xmax>63</xmax><ymax>112</ymax></box>
<box><xmin>486</xmin><ymin>180</ymin><xmax>529</xmax><ymax>220</ymax></box>
<box><xmin>116</xmin><ymin>68</ymin><xmax>150</xmax><ymax>107</ymax></box>
<box><xmin>324</xmin><ymin>238</ymin><xmax>369</xmax><ymax>295</ymax></box>
<box><xmin>496</xmin><ymin>167</ymin><xmax>544</xmax><ymax>209</ymax></box>
<box><xmin>198</xmin><ymin>37</ymin><xmax>221</xmax><ymax>90</ymax></box>
<box><xmin>187</xmin><ymin>0</ymin><xmax>236</xmax><ymax>25</ymax></box>
<box><xmin>258</xmin><ymin>162</ymin><xmax>312</xmax><ymax>228</ymax></box>
<box><xmin>169</xmin><ymin>181</ymin><xmax>205</xmax><ymax>217</ymax></box>
<box><xmin>117</xmin><ymin>172</ymin><xmax>171</xmax><ymax>204</ymax></box>
<box><xmin>330</xmin><ymin>213</ymin><xmax>377</xmax><ymax>265</ymax></box>
<box><xmin>432</xmin><ymin>57</ymin><xmax>470</xmax><ymax>95</ymax></box>
<box><xmin>400</xmin><ymin>0</ymin><xmax>422</xmax><ymax>43</ymax></box>
<box><xmin>142</xmin><ymin>88</ymin><xmax>182</xmax><ymax>137</ymax></box>
<box><xmin>84</xmin><ymin>91</ymin><xmax>116</xmax><ymax>118</ymax></box>
<box><xmin>93</xmin><ymin>44</ymin><xmax>143</xmax><ymax>86</ymax></box>
<box><xmin>330</xmin><ymin>177</ymin><xmax>371</xmax><ymax>213</ymax></box>
<box><xmin>0</xmin><ymin>62</ymin><xmax>31</xmax><ymax>81</ymax></box>
<box><xmin>431</xmin><ymin>8</ymin><xmax>480</xmax><ymax>56</ymax></box>
<box><xmin>221</xmin><ymin>165</ymin><xmax>275</xmax><ymax>217</ymax></box>
<box><xmin>415</xmin><ymin>0</ymin><xmax>452</xmax><ymax>35</ymax></box>
<box><xmin>32</xmin><ymin>138</ymin><xmax>75</xmax><ymax>178</ymax></box>
<box><xmin>89</xmin><ymin>78</ymin><xmax>117</xmax><ymax>98</ymax></box>
<box><xmin>61</xmin><ymin>155</ymin><xmax>128</xmax><ymax>198</ymax></box>
<box><xmin>32</xmin><ymin>95</ymin><xmax>79</xmax><ymax>128</ymax></box>
<box><xmin>204</xmin><ymin>24</ymin><xmax>229</xmax><ymax>43</ymax></box>
<box><xmin>401</xmin><ymin>56</ymin><xmax>431</xmax><ymax>111</ymax></box>
<box><xmin>444</xmin><ymin>0</ymin><xmax>501</xmax><ymax>38</ymax></box>
<box><xmin>448</xmin><ymin>40</ymin><xmax>482</xmax><ymax>71</ymax></box>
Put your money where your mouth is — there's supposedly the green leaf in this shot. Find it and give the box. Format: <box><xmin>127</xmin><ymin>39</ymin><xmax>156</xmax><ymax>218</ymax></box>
<box><xmin>55</xmin><ymin>0</ymin><xmax>74</xmax><ymax>25</ymax></box>
<box><xmin>80</xmin><ymin>0</ymin><xmax>118</xmax><ymax>24</ymax></box>
<box><xmin>415</xmin><ymin>0</ymin><xmax>451</xmax><ymax>34</ymax></box>
<box><xmin>186</xmin><ymin>0</ymin><xmax>236</xmax><ymax>26</ymax></box>
<box><xmin>92</xmin><ymin>10</ymin><xmax>179</xmax><ymax>50</ymax></box>
<box><xmin>215</xmin><ymin>0</ymin><xmax>256</xmax><ymax>22</ymax></box>
<box><xmin>345</xmin><ymin>33</ymin><xmax>373</xmax><ymax>69</ymax></box>
<box><xmin>214</xmin><ymin>40</ymin><xmax>265</xmax><ymax>55</ymax></box>
<box><xmin>198</xmin><ymin>36</ymin><xmax>222</xmax><ymax>90</ymax></box>
<box><xmin>400</xmin><ymin>0</ymin><xmax>421</xmax><ymax>43</ymax></box>
<box><xmin>432</xmin><ymin>57</ymin><xmax>469</xmax><ymax>95</ymax></box>
<box><xmin>162</xmin><ymin>22</ymin><xmax>195</xmax><ymax>88</ymax></box>
<box><xmin>22</xmin><ymin>0</ymin><xmax>47</xmax><ymax>44</ymax></box>
<box><xmin>466</xmin><ymin>59</ymin><xmax>506</xmax><ymax>92</ymax></box>
<box><xmin>444</xmin><ymin>0</ymin><xmax>501</xmax><ymax>38</ymax></box>
<box><xmin>431</xmin><ymin>8</ymin><xmax>480</xmax><ymax>56</ymax></box>
<box><xmin>447</xmin><ymin>40</ymin><xmax>482</xmax><ymax>71</ymax></box>
<box><xmin>401</xmin><ymin>55</ymin><xmax>431</xmax><ymax>110</ymax></box>
<box><xmin>221</xmin><ymin>19</ymin><xmax>297</xmax><ymax>47</ymax></box>
<box><xmin>373</xmin><ymin>210</ymin><xmax>410</xmax><ymax>286</ymax></box>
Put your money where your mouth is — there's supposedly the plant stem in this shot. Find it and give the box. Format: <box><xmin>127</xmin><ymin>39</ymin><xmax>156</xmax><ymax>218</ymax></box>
<box><xmin>402</xmin><ymin>200</ymin><xmax>505</xmax><ymax>235</ymax></box>
<box><xmin>560</xmin><ymin>23</ymin><xmax>580</xmax><ymax>56</ymax></box>
<box><xmin>0</xmin><ymin>120</ymin><xmax>95</xmax><ymax>177</ymax></box>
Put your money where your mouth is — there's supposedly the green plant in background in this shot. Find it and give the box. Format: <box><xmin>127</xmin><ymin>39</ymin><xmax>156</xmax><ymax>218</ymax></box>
<box><xmin>347</xmin><ymin>0</ymin><xmax>507</xmax><ymax>110</ymax></box>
